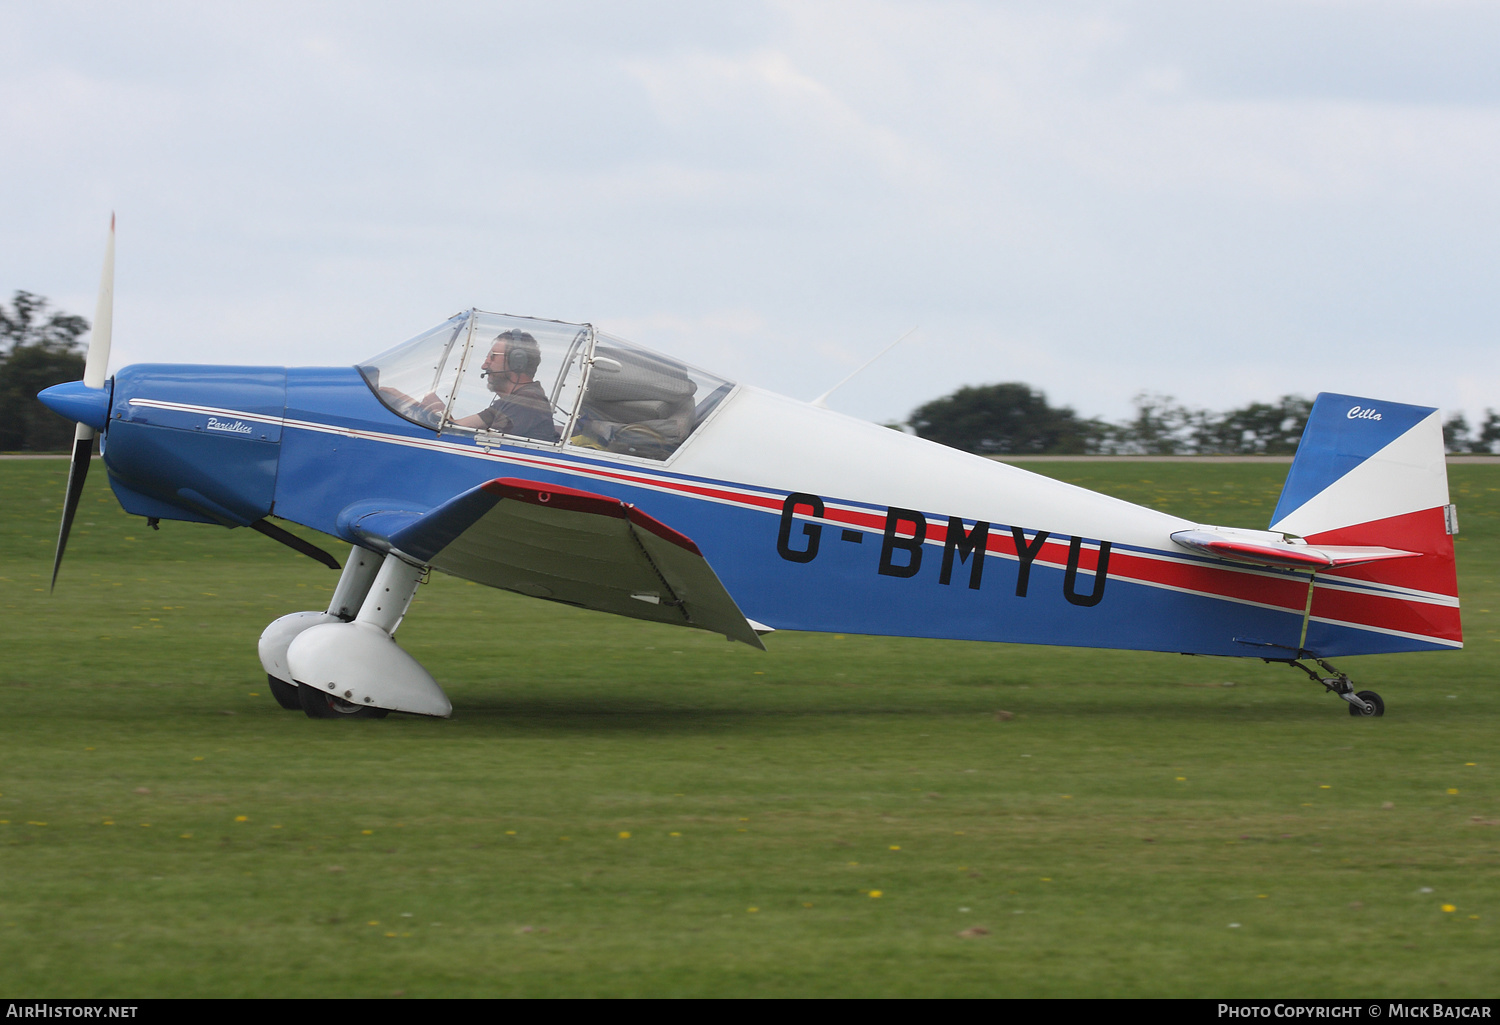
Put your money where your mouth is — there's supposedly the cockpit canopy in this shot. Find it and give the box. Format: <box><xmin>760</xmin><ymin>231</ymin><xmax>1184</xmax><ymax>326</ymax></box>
<box><xmin>357</xmin><ymin>310</ymin><xmax>734</xmax><ymax>461</ymax></box>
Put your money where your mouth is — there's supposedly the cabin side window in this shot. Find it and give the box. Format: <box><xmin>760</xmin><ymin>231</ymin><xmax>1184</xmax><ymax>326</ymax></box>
<box><xmin>569</xmin><ymin>334</ymin><xmax>734</xmax><ymax>461</ymax></box>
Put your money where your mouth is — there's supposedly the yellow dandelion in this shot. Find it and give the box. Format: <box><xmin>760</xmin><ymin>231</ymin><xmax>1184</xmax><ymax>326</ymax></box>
<box><xmin>1442</xmin><ymin>904</ymin><xmax>1456</xmax><ymax>913</ymax></box>
<box><xmin>506</xmin><ymin>830</ymin><xmax>517</xmax><ymax>835</ymax></box>
<box><xmin>802</xmin><ymin>902</ymin><xmax>813</xmax><ymax>908</ymax></box>
<box><xmin>670</xmin><ymin>832</ymin><xmax>681</xmax><ymax>837</ymax></box>
<box><xmin>179</xmin><ymin>834</ymin><xmax>192</xmax><ymax>839</ymax></box>
<box><xmin>869</xmin><ymin>890</ymin><xmax>883</xmax><ymax>899</ymax></box>
<box><xmin>1175</xmin><ymin>777</ymin><xmax>1186</xmax><ymax>782</ymax></box>
<box><xmin>747</xmin><ymin>907</ymin><xmax>759</xmax><ymax>913</ymax></box>
<box><xmin>889</xmin><ymin>845</ymin><xmax>901</xmax><ymax>851</ymax></box>
<box><xmin>1447</xmin><ymin>789</ymin><xmax>1460</xmax><ymax>795</ymax></box>
<box><xmin>362</xmin><ymin>829</ymin><xmax>373</xmax><ymax>835</ymax></box>
<box><xmin>618</xmin><ymin>831</ymin><xmax>631</xmax><ymax>839</ymax></box>
<box><xmin>1319</xmin><ymin>785</ymin><xmax>1331</xmax><ymax>789</ymax></box>
<box><xmin>234</xmin><ymin>815</ymin><xmax>248</xmax><ymax>822</ymax></box>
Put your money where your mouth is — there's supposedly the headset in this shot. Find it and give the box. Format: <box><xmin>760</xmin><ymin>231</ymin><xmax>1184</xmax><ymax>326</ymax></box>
<box><xmin>489</xmin><ymin>330</ymin><xmax>541</xmax><ymax>378</ymax></box>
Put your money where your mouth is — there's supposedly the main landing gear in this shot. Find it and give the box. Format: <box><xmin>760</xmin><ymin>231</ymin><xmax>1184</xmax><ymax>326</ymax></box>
<box><xmin>257</xmin><ymin>545</ymin><xmax>453</xmax><ymax>719</ymax></box>
<box><xmin>1280</xmin><ymin>656</ymin><xmax>1384</xmax><ymax>717</ymax></box>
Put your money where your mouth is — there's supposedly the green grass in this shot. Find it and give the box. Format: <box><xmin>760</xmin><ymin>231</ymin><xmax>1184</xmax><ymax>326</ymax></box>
<box><xmin>1</xmin><ymin>459</ymin><xmax>1497</xmax><ymax>997</ymax></box>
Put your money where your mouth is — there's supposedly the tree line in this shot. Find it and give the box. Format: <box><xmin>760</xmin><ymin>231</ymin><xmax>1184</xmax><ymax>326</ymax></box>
<box><xmin>0</xmin><ymin>291</ymin><xmax>89</xmax><ymax>452</ymax></box>
<box><xmin>905</xmin><ymin>382</ymin><xmax>1500</xmax><ymax>457</ymax></box>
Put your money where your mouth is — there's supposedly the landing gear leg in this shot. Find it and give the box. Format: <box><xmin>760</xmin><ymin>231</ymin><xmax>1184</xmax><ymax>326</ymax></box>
<box><xmin>1282</xmin><ymin>657</ymin><xmax>1384</xmax><ymax>717</ymax></box>
<box><xmin>258</xmin><ymin>546</ymin><xmax>382</xmax><ymax>707</ymax></box>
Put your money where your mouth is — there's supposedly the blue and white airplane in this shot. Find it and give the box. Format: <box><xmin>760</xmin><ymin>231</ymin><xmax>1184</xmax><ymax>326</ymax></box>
<box><xmin>41</xmin><ymin>220</ymin><xmax>1461</xmax><ymax>719</ymax></box>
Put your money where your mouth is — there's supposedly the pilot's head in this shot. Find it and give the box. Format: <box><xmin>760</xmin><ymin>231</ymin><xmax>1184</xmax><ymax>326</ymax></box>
<box><xmin>481</xmin><ymin>330</ymin><xmax>542</xmax><ymax>392</ymax></box>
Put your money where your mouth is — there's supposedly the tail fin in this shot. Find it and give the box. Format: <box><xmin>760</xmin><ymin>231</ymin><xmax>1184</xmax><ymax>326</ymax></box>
<box><xmin>1271</xmin><ymin>393</ymin><xmax>1460</xmax><ymax>652</ymax></box>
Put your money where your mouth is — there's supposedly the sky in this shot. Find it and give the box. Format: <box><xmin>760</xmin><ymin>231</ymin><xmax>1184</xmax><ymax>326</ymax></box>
<box><xmin>3</xmin><ymin>0</ymin><xmax>1498</xmax><ymax>427</ymax></box>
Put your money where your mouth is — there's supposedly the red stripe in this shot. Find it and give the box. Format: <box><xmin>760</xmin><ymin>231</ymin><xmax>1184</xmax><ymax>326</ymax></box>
<box><xmin>1310</xmin><ymin>583</ymin><xmax>1462</xmax><ymax>642</ymax></box>
<box><xmin>484</xmin><ymin>477</ymin><xmax>702</xmax><ymax>555</ymax></box>
<box><xmin>496</xmin><ymin>463</ymin><xmax>1457</xmax><ymax>642</ymax></box>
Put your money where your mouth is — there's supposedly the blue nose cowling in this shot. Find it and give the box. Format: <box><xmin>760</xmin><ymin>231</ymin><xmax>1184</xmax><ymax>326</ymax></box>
<box><xmin>38</xmin><ymin>381</ymin><xmax>110</xmax><ymax>432</ymax></box>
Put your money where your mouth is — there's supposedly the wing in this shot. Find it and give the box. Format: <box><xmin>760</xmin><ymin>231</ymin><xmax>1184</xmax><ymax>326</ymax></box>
<box><xmin>341</xmin><ymin>477</ymin><xmax>766</xmax><ymax>649</ymax></box>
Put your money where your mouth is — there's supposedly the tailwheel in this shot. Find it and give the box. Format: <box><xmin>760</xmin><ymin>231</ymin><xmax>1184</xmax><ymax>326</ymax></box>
<box><xmin>297</xmin><ymin>682</ymin><xmax>390</xmax><ymax>719</ymax></box>
<box><xmin>1348</xmin><ymin>690</ymin><xmax>1384</xmax><ymax>717</ymax></box>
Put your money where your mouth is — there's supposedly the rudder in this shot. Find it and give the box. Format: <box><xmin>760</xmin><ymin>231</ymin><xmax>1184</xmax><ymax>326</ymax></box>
<box><xmin>1271</xmin><ymin>392</ymin><xmax>1460</xmax><ymax>651</ymax></box>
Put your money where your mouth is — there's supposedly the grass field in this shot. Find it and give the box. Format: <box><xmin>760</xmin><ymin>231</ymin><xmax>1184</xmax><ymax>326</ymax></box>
<box><xmin>1</xmin><ymin>458</ymin><xmax>1496</xmax><ymax>998</ymax></box>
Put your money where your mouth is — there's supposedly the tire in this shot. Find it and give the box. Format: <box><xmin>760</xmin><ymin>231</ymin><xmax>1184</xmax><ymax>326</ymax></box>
<box><xmin>267</xmin><ymin>675</ymin><xmax>302</xmax><ymax>711</ymax></box>
<box><xmin>297</xmin><ymin>683</ymin><xmax>391</xmax><ymax>719</ymax></box>
<box><xmin>1348</xmin><ymin>690</ymin><xmax>1385</xmax><ymax>717</ymax></box>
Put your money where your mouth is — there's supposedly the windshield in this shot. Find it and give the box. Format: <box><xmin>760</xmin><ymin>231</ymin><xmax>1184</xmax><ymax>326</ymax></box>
<box><xmin>359</xmin><ymin>311</ymin><xmax>734</xmax><ymax>459</ymax></box>
<box><xmin>359</xmin><ymin>310</ymin><xmax>589</xmax><ymax>445</ymax></box>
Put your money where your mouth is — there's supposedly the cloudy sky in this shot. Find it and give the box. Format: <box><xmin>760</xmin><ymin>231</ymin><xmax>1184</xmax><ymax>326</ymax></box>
<box><xmin>4</xmin><ymin>0</ymin><xmax>1498</xmax><ymax>426</ymax></box>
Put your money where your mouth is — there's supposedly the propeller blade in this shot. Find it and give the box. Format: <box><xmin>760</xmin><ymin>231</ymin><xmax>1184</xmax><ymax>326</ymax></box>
<box><xmin>84</xmin><ymin>213</ymin><xmax>114</xmax><ymax>389</ymax></box>
<box><xmin>50</xmin><ymin>426</ymin><xmax>94</xmax><ymax>591</ymax></box>
<box><xmin>50</xmin><ymin>215</ymin><xmax>115</xmax><ymax>590</ymax></box>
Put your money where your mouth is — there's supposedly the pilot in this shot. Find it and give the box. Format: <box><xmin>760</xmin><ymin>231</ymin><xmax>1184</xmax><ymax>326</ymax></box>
<box><xmin>445</xmin><ymin>331</ymin><xmax>559</xmax><ymax>442</ymax></box>
<box><xmin>465</xmin><ymin>330</ymin><xmax>557</xmax><ymax>441</ymax></box>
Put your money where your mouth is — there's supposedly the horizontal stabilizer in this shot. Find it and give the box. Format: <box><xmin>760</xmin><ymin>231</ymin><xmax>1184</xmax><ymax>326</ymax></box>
<box><xmin>343</xmin><ymin>477</ymin><xmax>765</xmax><ymax>648</ymax></box>
<box><xmin>1170</xmin><ymin>528</ymin><xmax>1420</xmax><ymax>571</ymax></box>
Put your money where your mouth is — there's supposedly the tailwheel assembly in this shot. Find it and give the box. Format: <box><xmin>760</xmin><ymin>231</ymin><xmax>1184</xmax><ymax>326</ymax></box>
<box><xmin>1282</xmin><ymin>656</ymin><xmax>1384</xmax><ymax>717</ymax></box>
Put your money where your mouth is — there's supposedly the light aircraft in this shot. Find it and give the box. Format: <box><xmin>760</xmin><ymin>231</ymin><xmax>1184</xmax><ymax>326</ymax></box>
<box><xmin>40</xmin><ymin>220</ymin><xmax>1460</xmax><ymax>719</ymax></box>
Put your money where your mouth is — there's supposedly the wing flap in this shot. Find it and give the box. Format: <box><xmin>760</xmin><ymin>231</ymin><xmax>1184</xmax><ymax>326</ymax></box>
<box><xmin>351</xmin><ymin>477</ymin><xmax>764</xmax><ymax>648</ymax></box>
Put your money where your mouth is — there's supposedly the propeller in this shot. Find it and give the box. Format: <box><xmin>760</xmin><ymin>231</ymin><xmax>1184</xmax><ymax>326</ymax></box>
<box><xmin>48</xmin><ymin>214</ymin><xmax>115</xmax><ymax>591</ymax></box>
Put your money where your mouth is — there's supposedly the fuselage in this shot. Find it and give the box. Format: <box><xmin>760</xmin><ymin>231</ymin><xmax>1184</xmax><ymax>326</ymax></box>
<box><xmin>94</xmin><ymin>361</ymin><xmax>1459</xmax><ymax>660</ymax></box>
